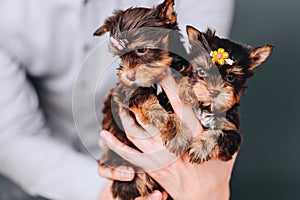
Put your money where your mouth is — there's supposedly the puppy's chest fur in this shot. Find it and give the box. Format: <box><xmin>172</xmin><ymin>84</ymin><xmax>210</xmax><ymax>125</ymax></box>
<box><xmin>194</xmin><ymin>107</ymin><xmax>222</xmax><ymax>130</ymax></box>
<box><xmin>193</xmin><ymin>106</ymin><xmax>239</xmax><ymax>131</ymax></box>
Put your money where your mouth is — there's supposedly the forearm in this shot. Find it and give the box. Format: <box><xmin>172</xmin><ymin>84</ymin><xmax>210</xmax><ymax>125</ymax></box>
<box><xmin>0</xmin><ymin>133</ymin><xmax>105</xmax><ymax>200</ymax></box>
<box><xmin>0</xmin><ymin>49</ymin><xmax>105</xmax><ymax>200</ymax></box>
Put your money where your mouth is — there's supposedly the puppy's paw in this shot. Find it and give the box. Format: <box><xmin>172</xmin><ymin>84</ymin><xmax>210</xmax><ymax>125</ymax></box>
<box><xmin>163</xmin><ymin>114</ymin><xmax>191</xmax><ymax>155</ymax></box>
<box><xmin>188</xmin><ymin>141</ymin><xmax>211</xmax><ymax>164</ymax></box>
<box><xmin>188</xmin><ymin>130</ymin><xmax>221</xmax><ymax>164</ymax></box>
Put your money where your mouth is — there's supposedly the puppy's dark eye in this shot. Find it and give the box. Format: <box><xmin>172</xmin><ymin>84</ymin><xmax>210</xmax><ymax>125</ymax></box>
<box><xmin>135</xmin><ymin>48</ymin><xmax>149</xmax><ymax>56</ymax></box>
<box><xmin>198</xmin><ymin>68</ymin><xmax>207</xmax><ymax>78</ymax></box>
<box><xmin>226</xmin><ymin>73</ymin><xmax>236</xmax><ymax>82</ymax></box>
<box><xmin>151</xmin><ymin>12</ymin><xmax>158</xmax><ymax>18</ymax></box>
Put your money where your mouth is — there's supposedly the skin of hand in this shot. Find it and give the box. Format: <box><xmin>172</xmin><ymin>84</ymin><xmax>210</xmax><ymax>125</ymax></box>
<box><xmin>98</xmin><ymin>71</ymin><xmax>238</xmax><ymax>200</ymax></box>
<box><xmin>97</xmin><ymin>149</ymin><xmax>168</xmax><ymax>200</ymax></box>
<box><xmin>98</xmin><ymin>180</ymin><xmax>168</xmax><ymax>200</ymax></box>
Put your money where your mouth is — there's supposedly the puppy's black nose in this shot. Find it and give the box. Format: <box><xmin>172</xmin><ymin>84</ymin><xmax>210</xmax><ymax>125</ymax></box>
<box><xmin>209</xmin><ymin>89</ymin><xmax>220</xmax><ymax>98</ymax></box>
<box><xmin>126</xmin><ymin>72</ymin><xmax>136</xmax><ymax>81</ymax></box>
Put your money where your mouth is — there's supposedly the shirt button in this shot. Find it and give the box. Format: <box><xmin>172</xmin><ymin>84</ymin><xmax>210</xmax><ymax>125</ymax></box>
<box><xmin>83</xmin><ymin>44</ymin><xmax>91</xmax><ymax>53</ymax></box>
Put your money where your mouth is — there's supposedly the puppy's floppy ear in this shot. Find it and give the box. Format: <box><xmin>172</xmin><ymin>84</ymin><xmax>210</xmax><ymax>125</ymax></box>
<box><xmin>93</xmin><ymin>24</ymin><xmax>109</xmax><ymax>36</ymax></box>
<box><xmin>93</xmin><ymin>17</ymin><xmax>115</xmax><ymax>36</ymax></box>
<box><xmin>248</xmin><ymin>45</ymin><xmax>274</xmax><ymax>70</ymax></box>
<box><xmin>156</xmin><ymin>0</ymin><xmax>176</xmax><ymax>24</ymax></box>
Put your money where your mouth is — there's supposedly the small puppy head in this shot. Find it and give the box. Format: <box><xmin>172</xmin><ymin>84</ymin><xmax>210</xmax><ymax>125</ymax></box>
<box><xmin>186</xmin><ymin>25</ymin><xmax>274</xmax><ymax>112</ymax></box>
<box><xmin>94</xmin><ymin>0</ymin><xmax>178</xmax><ymax>87</ymax></box>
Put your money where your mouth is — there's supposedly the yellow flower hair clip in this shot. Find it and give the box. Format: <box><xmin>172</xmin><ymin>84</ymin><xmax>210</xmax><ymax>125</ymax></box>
<box><xmin>210</xmin><ymin>48</ymin><xmax>234</xmax><ymax>65</ymax></box>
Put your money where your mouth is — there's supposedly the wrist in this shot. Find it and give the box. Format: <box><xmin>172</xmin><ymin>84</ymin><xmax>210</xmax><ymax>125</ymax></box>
<box><xmin>172</xmin><ymin>183</ymin><xmax>230</xmax><ymax>200</ymax></box>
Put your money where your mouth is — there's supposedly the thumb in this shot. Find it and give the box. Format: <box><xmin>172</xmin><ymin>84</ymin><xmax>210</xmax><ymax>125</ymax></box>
<box><xmin>148</xmin><ymin>190</ymin><xmax>163</xmax><ymax>200</ymax></box>
<box><xmin>147</xmin><ymin>190</ymin><xmax>169</xmax><ymax>200</ymax></box>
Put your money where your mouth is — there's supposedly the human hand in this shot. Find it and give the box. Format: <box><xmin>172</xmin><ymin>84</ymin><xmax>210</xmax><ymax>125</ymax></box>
<box><xmin>99</xmin><ymin>126</ymin><xmax>236</xmax><ymax>200</ymax></box>
<box><xmin>99</xmin><ymin>71</ymin><xmax>237</xmax><ymax>200</ymax></box>
<box><xmin>97</xmin><ymin>143</ymin><xmax>168</xmax><ymax>200</ymax></box>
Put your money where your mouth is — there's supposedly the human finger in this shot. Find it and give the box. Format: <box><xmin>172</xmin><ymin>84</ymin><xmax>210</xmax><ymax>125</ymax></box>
<box><xmin>118</xmin><ymin>108</ymin><xmax>148</xmax><ymax>139</ymax></box>
<box><xmin>159</xmin><ymin>71</ymin><xmax>203</xmax><ymax>136</ymax></box>
<box><xmin>161</xmin><ymin>190</ymin><xmax>169</xmax><ymax>200</ymax></box>
<box><xmin>97</xmin><ymin>163</ymin><xmax>135</xmax><ymax>181</ymax></box>
<box><xmin>148</xmin><ymin>190</ymin><xmax>168</xmax><ymax>200</ymax></box>
<box><xmin>119</xmin><ymin>109</ymin><xmax>164</xmax><ymax>152</ymax></box>
<box><xmin>98</xmin><ymin>135</ymin><xmax>109</xmax><ymax>152</ymax></box>
<box><xmin>134</xmin><ymin>113</ymin><xmax>161</xmax><ymax>138</ymax></box>
<box><xmin>100</xmin><ymin>130</ymin><xmax>148</xmax><ymax>167</ymax></box>
<box><xmin>100</xmin><ymin>130</ymin><xmax>177</xmax><ymax>172</ymax></box>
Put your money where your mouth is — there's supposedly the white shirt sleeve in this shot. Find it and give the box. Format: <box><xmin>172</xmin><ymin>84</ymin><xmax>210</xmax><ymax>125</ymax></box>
<box><xmin>0</xmin><ymin>49</ymin><xmax>106</xmax><ymax>200</ymax></box>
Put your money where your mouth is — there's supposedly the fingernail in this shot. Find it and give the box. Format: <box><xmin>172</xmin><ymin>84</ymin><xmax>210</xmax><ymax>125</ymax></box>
<box><xmin>120</xmin><ymin>167</ymin><xmax>134</xmax><ymax>180</ymax></box>
<box><xmin>121</xmin><ymin>171</ymin><xmax>131</xmax><ymax>180</ymax></box>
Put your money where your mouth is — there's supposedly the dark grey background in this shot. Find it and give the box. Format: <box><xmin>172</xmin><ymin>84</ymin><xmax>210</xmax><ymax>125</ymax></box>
<box><xmin>1</xmin><ymin>0</ymin><xmax>299</xmax><ymax>199</ymax></box>
<box><xmin>230</xmin><ymin>0</ymin><xmax>300</xmax><ymax>199</ymax></box>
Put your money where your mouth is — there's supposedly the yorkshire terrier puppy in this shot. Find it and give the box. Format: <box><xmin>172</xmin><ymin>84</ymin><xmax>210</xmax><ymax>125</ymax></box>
<box><xmin>179</xmin><ymin>25</ymin><xmax>274</xmax><ymax>164</ymax></box>
<box><xmin>94</xmin><ymin>0</ymin><xmax>189</xmax><ymax>199</ymax></box>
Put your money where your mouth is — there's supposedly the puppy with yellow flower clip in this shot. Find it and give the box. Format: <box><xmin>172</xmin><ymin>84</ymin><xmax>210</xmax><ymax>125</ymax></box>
<box><xmin>179</xmin><ymin>25</ymin><xmax>274</xmax><ymax>164</ymax></box>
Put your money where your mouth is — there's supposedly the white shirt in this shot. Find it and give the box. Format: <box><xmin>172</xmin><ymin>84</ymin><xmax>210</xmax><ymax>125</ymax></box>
<box><xmin>0</xmin><ymin>0</ymin><xmax>235</xmax><ymax>199</ymax></box>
